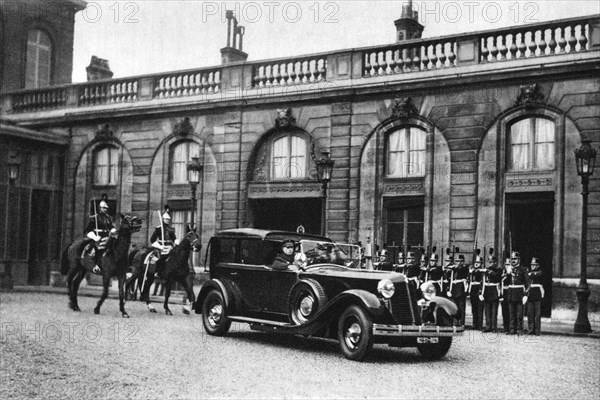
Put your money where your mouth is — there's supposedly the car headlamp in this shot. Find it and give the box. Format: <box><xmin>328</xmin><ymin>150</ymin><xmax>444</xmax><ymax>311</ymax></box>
<box><xmin>420</xmin><ymin>281</ymin><xmax>437</xmax><ymax>301</ymax></box>
<box><xmin>377</xmin><ymin>279</ymin><xmax>395</xmax><ymax>299</ymax></box>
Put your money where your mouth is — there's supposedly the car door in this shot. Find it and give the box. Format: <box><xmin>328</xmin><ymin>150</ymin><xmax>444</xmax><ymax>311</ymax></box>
<box><xmin>268</xmin><ymin>269</ymin><xmax>299</xmax><ymax>315</ymax></box>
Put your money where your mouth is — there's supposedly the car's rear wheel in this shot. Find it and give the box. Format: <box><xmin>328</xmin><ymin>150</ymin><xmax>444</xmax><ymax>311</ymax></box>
<box><xmin>288</xmin><ymin>279</ymin><xmax>327</xmax><ymax>325</ymax></box>
<box><xmin>202</xmin><ymin>290</ymin><xmax>231</xmax><ymax>336</ymax></box>
<box><xmin>337</xmin><ymin>305</ymin><xmax>373</xmax><ymax>361</ymax></box>
<box><xmin>416</xmin><ymin>337</ymin><xmax>452</xmax><ymax>360</ymax></box>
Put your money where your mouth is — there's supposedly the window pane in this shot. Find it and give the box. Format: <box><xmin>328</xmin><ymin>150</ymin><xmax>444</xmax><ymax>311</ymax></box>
<box><xmin>387</xmin><ymin>129</ymin><xmax>406</xmax><ymax>177</ymax></box>
<box><xmin>536</xmin><ymin>143</ymin><xmax>555</xmax><ymax>170</ymax></box>
<box><xmin>535</xmin><ymin>118</ymin><xmax>554</xmax><ymax>143</ymax></box>
<box><xmin>510</xmin><ymin>119</ymin><xmax>531</xmax><ymax>170</ymax></box>
<box><xmin>25</xmin><ymin>30</ymin><xmax>52</xmax><ymax>88</ymax></box>
<box><xmin>408</xmin><ymin>128</ymin><xmax>426</xmax><ymax>177</ymax></box>
<box><xmin>272</xmin><ymin>137</ymin><xmax>288</xmax><ymax>179</ymax></box>
<box><xmin>171</xmin><ymin>142</ymin><xmax>198</xmax><ymax>184</ymax></box>
<box><xmin>406</xmin><ymin>206</ymin><xmax>424</xmax><ymax>222</ymax></box>
<box><xmin>217</xmin><ymin>239</ymin><xmax>237</xmax><ymax>263</ymax></box>
<box><xmin>386</xmin><ymin>223</ymin><xmax>405</xmax><ymax>245</ymax></box>
<box><xmin>290</xmin><ymin>136</ymin><xmax>306</xmax><ymax>178</ymax></box>
<box><xmin>406</xmin><ymin>223</ymin><xmax>424</xmax><ymax>247</ymax></box>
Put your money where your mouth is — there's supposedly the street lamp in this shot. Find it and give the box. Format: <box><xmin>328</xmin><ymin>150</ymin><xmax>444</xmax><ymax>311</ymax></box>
<box><xmin>187</xmin><ymin>156</ymin><xmax>203</xmax><ymax>231</ymax></box>
<box><xmin>573</xmin><ymin>140</ymin><xmax>597</xmax><ymax>333</ymax></box>
<box><xmin>7</xmin><ymin>153</ymin><xmax>21</xmax><ymax>185</ymax></box>
<box><xmin>314</xmin><ymin>150</ymin><xmax>334</xmax><ymax>236</ymax></box>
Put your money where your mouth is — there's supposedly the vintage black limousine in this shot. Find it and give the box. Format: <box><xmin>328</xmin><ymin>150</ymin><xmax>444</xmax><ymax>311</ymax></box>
<box><xmin>195</xmin><ymin>229</ymin><xmax>464</xmax><ymax>361</ymax></box>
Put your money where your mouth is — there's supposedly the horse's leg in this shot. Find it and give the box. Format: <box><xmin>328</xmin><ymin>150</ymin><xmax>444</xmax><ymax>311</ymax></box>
<box><xmin>118</xmin><ymin>275</ymin><xmax>129</xmax><ymax>318</ymax></box>
<box><xmin>179</xmin><ymin>276</ymin><xmax>196</xmax><ymax>315</ymax></box>
<box><xmin>68</xmin><ymin>267</ymin><xmax>84</xmax><ymax>312</ymax></box>
<box><xmin>163</xmin><ymin>280</ymin><xmax>173</xmax><ymax>316</ymax></box>
<box><xmin>142</xmin><ymin>273</ymin><xmax>157</xmax><ymax>313</ymax></box>
<box><xmin>94</xmin><ymin>273</ymin><xmax>110</xmax><ymax>315</ymax></box>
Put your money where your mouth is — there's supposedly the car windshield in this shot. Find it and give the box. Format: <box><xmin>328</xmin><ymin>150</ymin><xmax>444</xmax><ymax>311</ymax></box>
<box><xmin>300</xmin><ymin>240</ymin><xmax>362</xmax><ymax>269</ymax></box>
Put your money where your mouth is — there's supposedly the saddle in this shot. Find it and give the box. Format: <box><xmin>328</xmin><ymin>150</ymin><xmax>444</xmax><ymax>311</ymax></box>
<box><xmin>80</xmin><ymin>237</ymin><xmax>109</xmax><ymax>274</ymax></box>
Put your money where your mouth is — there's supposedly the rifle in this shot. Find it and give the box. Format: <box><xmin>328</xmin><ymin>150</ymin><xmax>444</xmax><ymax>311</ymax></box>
<box><xmin>93</xmin><ymin>198</ymin><xmax>99</xmax><ymax>238</ymax></box>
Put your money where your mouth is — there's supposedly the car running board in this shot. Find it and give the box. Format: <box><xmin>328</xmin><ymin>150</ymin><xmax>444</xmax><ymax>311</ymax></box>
<box><xmin>229</xmin><ymin>316</ymin><xmax>293</xmax><ymax>328</ymax></box>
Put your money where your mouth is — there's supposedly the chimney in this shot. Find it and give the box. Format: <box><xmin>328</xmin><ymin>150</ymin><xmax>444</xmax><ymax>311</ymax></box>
<box><xmin>394</xmin><ymin>0</ymin><xmax>424</xmax><ymax>42</ymax></box>
<box><xmin>86</xmin><ymin>56</ymin><xmax>114</xmax><ymax>81</ymax></box>
<box><xmin>220</xmin><ymin>10</ymin><xmax>248</xmax><ymax>64</ymax></box>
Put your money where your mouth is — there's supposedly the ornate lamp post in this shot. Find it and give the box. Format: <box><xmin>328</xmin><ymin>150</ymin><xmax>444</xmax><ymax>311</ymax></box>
<box><xmin>187</xmin><ymin>156</ymin><xmax>204</xmax><ymax>231</ymax></box>
<box><xmin>314</xmin><ymin>150</ymin><xmax>334</xmax><ymax>236</ymax></box>
<box><xmin>7</xmin><ymin>153</ymin><xmax>21</xmax><ymax>185</ymax></box>
<box><xmin>573</xmin><ymin>140</ymin><xmax>597</xmax><ymax>333</ymax></box>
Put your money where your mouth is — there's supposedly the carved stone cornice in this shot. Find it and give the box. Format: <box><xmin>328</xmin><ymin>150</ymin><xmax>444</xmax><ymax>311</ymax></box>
<box><xmin>506</xmin><ymin>177</ymin><xmax>553</xmax><ymax>187</ymax></box>
<box><xmin>515</xmin><ymin>84</ymin><xmax>545</xmax><ymax>107</ymax></box>
<box><xmin>275</xmin><ymin>108</ymin><xmax>296</xmax><ymax>128</ymax></box>
<box><xmin>391</xmin><ymin>97</ymin><xmax>418</xmax><ymax>120</ymax></box>
<box><xmin>384</xmin><ymin>181</ymin><xmax>424</xmax><ymax>194</ymax></box>
<box><xmin>174</xmin><ymin>117</ymin><xmax>193</xmax><ymax>136</ymax></box>
<box><xmin>248</xmin><ymin>182</ymin><xmax>321</xmax><ymax>198</ymax></box>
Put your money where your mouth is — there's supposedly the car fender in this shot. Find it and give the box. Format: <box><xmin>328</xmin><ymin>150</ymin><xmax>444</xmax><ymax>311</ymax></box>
<box><xmin>290</xmin><ymin>289</ymin><xmax>387</xmax><ymax>335</ymax></box>
<box><xmin>430</xmin><ymin>295</ymin><xmax>458</xmax><ymax>316</ymax></box>
<box><xmin>195</xmin><ymin>279</ymin><xmax>232</xmax><ymax>314</ymax></box>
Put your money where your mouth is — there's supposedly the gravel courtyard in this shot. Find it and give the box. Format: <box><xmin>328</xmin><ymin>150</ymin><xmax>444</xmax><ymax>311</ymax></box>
<box><xmin>1</xmin><ymin>292</ymin><xmax>599</xmax><ymax>399</ymax></box>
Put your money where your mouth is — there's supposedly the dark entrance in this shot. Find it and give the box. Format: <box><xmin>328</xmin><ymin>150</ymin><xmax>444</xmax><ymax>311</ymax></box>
<box><xmin>28</xmin><ymin>189</ymin><xmax>52</xmax><ymax>285</ymax></box>
<box><xmin>505</xmin><ymin>192</ymin><xmax>554</xmax><ymax>317</ymax></box>
<box><xmin>249</xmin><ymin>198</ymin><xmax>322</xmax><ymax>234</ymax></box>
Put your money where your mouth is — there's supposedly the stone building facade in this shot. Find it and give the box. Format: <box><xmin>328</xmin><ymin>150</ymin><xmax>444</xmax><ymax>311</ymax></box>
<box><xmin>1</xmin><ymin>9</ymin><xmax>599</xmax><ymax>316</ymax></box>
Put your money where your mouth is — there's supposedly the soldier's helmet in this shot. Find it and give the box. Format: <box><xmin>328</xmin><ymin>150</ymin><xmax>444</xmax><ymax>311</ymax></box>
<box><xmin>430</xmin><ymin>253</ymin><xmax>439</xmax><ymax>262</ymax></box>
<box><xmin>162</xmin><ymin>205</ymin><xmax>171</xmax><ymax>222</ymax></box>
<box><xmin>379</xmin><ymin>249</ymin><xmax>389</xmax><ymax>259</ymax></box>
<box><xmin>487</xmin><ymin>248</ymin><xmax>497</xmax><ymax>263</ymax></box>
<box><xmin>510</xmin><ymin>251</ymin><xmax>520</xmax><ymax>260</ymax></box>
<box><xmin>474</xmin><ymin>255</ymin><xmax>484</xmax><ymax>264</ymax></box>
<box><xmin>406</xmin><ymin>251</ymin><xmax>415</xmax><ymax>262</ymax></box>
<box><xmin>444</xmin><ymin>248</ymin><xmax>453</xmax><ymax>263</ymax></box>
<box><xmin>99</xmin><ymin>193</ymin><xmax>109</xmax><ymax>209</ymax></box>
<box><xmin>531</xmin><ymin>257</ymin><xmax>540</xmax><ymax>269</ymax></box>
<box><xmin>454</xmin><ymin>254</ymin><xmax>465</xmax><ymax>263</ymax></box>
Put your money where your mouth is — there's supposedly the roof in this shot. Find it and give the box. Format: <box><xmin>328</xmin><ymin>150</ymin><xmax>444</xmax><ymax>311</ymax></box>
<box><xmin>214</xmin><ymin>228</ymin><xmax>331</xmax><ymax>243</ymax></box>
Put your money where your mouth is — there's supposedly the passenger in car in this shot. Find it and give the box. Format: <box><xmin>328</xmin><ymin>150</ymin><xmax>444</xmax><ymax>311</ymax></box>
<box><xmin>272</xmin><ymin>239</ymin><xmax>297</xmax><ymax>270</ymax></box>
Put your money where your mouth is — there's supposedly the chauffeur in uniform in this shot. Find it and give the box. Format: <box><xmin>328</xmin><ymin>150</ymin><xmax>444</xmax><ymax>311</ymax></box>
<box><xmin>526</xmin><ymin>257</ymin><xmax>544</xmax><ymax>335</ymax></box>
<box><xmin>507</xmin><ymin>251</ymin><xmax>530</xmax><ymax>334</ymax></box>
<box><xmin>85</xmin><ymin>194</ymin><xmax>115</xmax><ymax>274</ymax></box>
<box><xmin>374</xmin><ymin>249</ymin><xmax>395</xmax><ymax>271</ymax></box>
<box><xmin>150</xmin><ymin>206</ymin><xmax>177</xmax><ymax>279</ymax></box>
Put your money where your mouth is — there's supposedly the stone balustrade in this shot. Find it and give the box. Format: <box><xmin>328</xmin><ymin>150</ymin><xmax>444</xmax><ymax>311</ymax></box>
<box><xmin>2</xmin><ymin>15</ymin><xmax>598</xmax><ymax>115</ymax></box>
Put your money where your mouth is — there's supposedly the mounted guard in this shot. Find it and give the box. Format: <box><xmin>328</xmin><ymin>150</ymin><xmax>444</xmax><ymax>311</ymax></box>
<box><xmin>83</xmin><ymin>194</ymin><xmax>116</xmax><ymax>274</ymax></box>
<box><xmin>149</xmin><ymin>205</ymin><xmax>177</xmax><ymax>280</ymax></box>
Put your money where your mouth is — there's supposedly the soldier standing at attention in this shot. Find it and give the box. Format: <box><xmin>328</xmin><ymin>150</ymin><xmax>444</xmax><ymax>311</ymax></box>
<box><xmin>422</xmin><ymin>248</ymin><xmax>443</xmax><ymax>295</ymax></box>
<box><xmin>442</xmin><ymin>248</ymin><xmax>454</xmax><ymax>298</ymax></box>
<box><xmin>500</xmin><ymin>257</ymin><xmax>512</xmax><ymax>333</ymax></box>
<box><xmin>85</xmin><ymin>194</ymin><xmax>115</xmax><ymax>274</ymax></box>
<box><xmin>507</xmin><ymin>251</ymin><xmax>530</xmax><ymax>335</ymax></box>
<box><xmin>449</xmin><ymin>252</ymin><xmax>469</xmax><ymax>326</ymax></box>
<box><xmin>469</xmin><ymin>251</ymin><xmax>485</xmax><ymax>330</ymax></box>
<box><xmin>527</xmin><ymin>257</ymin><xmax>544</xmax><ymax>335</ymax></box>
<box><xmin>482</xmin><ymin>249</ymin><xmax>502</xmax><ymax>333</ymax></box>
<box><xmin>404</xmin><ymin>251</ymin><xmax>421</xmax><ymax>292</ymax></box>
<box><xmin>150</xmin><ymin>206</ymin><xmax>177</xmax><ymax>279</ymax></box>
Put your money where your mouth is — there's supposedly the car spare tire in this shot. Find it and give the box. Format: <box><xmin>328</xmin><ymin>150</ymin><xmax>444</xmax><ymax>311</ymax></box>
<box><xmin>288</xmin><ymin>279</ymin><xmax>327</xmax><ymax>325</ymax></box>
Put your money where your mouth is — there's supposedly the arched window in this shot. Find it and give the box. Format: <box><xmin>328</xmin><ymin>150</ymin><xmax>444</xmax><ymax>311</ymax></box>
<box><xmin>25</xmin><ymin>29</ymin><xmax>52</xmax><ymax>89</ymax></box>
<box><xmin>93</xmin><ymin>146</ymin><xmax>119</xmax><ymax>186</ymax></box>
<box><xmin>271</xmin><ymin>134</ymin><xmax>307</xmax><ymax>180</ymax></box>
<box><xmin>509</xmin><ymin>117</ymin><xmax>555</xmax><ymax>171</ymax></box>
<box><xmin>170</xmin><ymin>141</ymin><xmax>199</xmax><ymax>184</ymax></box>
<box><xmin>387</xmin><ymin>127</ymin><xmax>426</xmax><ymax>178</ymax></box>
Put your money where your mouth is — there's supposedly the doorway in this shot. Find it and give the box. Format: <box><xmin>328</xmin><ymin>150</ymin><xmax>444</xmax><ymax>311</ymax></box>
<box><xmin>28</xmin><ymin>189</ymin><xmax>51</xmax><ymax>285</ymax></box>
<box><xmin>505</xmin><ymin>192</ymin><xmax>554</xmax><ymax>317</ymax></box>
<box><xmin>249</xmin><ymin>198</ymin><xmax>322</xmax><ymax>234</ymax></box>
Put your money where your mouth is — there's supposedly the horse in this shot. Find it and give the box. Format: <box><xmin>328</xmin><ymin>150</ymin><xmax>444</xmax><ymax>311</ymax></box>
<box><xmin>61</xmin><ymin>214</ymin><xmax>143</xmax><ymax>318</ymax></box>
<box><xmin>131</xmin><ymin>225</ymin><xmax>201</xmax><ymax>315</ymax></box>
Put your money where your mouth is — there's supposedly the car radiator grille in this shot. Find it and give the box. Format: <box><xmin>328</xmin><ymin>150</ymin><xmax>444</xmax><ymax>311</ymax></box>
<box><xmin>390</xmin><ymin>282</ymin><xmax>422</xmax><ymax>325</ymax></box>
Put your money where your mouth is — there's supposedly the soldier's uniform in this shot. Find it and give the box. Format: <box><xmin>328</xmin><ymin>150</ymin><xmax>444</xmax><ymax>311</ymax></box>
<box><xmin>422</xmin><ymin>252</ymin><xmax>443</xmax><ymax>294</ymax></box>
<box><xmin>449</xmin><ymin>254</ymin><xmax>468</xmax><ymax>326</ymax></box>
<box><xmin>84</xmin><ymin>196</ymin><xmax>115</xmax><ymax>273</ymax></box>
<box><xmin>403</xmin><ymin>252</ymin><xmax>420</xmax><ymax>292</ymax></box>
<box><xmin>150</xmin><ymin>207</ymin><xmax>177</xmax><ymax>279</ymax></box>
<box><xmin>442</xmin><ymin>249</ymin><xmax>454</xmax><ymax>298</ymax></box>
<box><xmin>500</xmin><ymin>258</ymin><xmax>512</xmax><ymax>333</ymax></box>
<box><xmin>526</xmin><ymin>258</ymin><xmax>544</xmax><ymax>335</ymax></box>
<box><xmin>507</xmin><ymin>251</ymin><xmax>531</xmax><ymax>334</ymax></box>
<box><xmin>482</xmin><ymin>250</ymin><xmax>502</xmax><ymax>332</ymax></box>
<box><xmin>469</xmin><ymin>254</ymin><xmax>485</xmax><ymax>330</ymax></box>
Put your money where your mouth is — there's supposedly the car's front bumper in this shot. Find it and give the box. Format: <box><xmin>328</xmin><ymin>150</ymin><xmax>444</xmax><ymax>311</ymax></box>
<box><xmin>373</xmin><ymin>324</ymin><xmax>464</xmax><ymax>337</ymax></box>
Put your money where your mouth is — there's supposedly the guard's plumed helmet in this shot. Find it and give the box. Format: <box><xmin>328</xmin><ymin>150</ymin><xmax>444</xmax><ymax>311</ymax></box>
<box><xmin>406</xmin><ymin>251</ymin><xmax>415</xmax><ymax>260</ymax></box>
<box><xmin>474</xmin><ymin>249</ymin><xmax>483</xmax><ymax>264</ymax></box>
<box><xmin>454</xmin><ymin>254</ymin><xmax>465</xmax><ymax>262</ymax></box>
<box><xmin>444</xmin><ymin>248</ymin><xmax>453</xmax><ymax>263</ymax></box>
<box><xmin>99</xmin><ymin>193</ymin><xmax>109</xmax><ymax>209</ymax></box>
<box><xmin>162</xmin><ymin>205</ymin><xmax>171</xmax><ymax>222</ymax></box>
<box><xmin>531</xmin><ymin>257</ymin><xmax>540</xmax><ymax>269</ymax></box>
<box><xmin>510</xmin><ymin>251</ymin><xmax>520</xmax><ymax>260</ymax></box>
<box><xmin>430</xmin><ymin>246</ymin><xmax>438</xmax><ymax>262</ymax></box>
<box><xmin>380</xmin><ymin>249</ymin><xmax>389</xmax><ymax>258</ymax></box>
<box><xmin>487</xmin><ymin>248</ymin><xmax>497</xmax><ymax>263</ymax></box>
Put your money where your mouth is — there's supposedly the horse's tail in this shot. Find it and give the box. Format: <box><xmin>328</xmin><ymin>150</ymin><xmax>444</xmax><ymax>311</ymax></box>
<box><xmin>60</xmin><ymin>246</ymin><xmax>70</xmax><ymax>275</ymax></box>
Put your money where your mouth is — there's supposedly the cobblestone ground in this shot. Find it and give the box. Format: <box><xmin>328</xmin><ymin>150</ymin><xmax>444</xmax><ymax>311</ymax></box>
<box><xmin>1</xmin><ymin>292</ymin><xmax>599</xmax><ymax>399</ymax></box>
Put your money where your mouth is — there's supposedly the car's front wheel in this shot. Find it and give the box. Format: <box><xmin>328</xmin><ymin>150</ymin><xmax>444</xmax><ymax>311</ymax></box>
<box><xmin>202</xmin><ymin>290</ymin><xmax>231</xmax><ymax>336</ymax></box>
<box><xmin>416</xmin><ymin>337</ymin><xmax>452</xmax><ymax>360</ymax></box>
<box><xmin>337</xmin><ymin>305</ymin><xmax>373</xmax><ymax>361</ymax></box>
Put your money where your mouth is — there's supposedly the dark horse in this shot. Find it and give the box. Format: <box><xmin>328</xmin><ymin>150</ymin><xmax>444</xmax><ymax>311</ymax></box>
<box><xmin>61</xmin><ymin>214</ymin><xmax>143</xmax><ymax>318</ymax></box>
<box><xmin>130</xmin><ymin>225</ymin><xmax>200</xmax><ymax>315</ymax></box>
